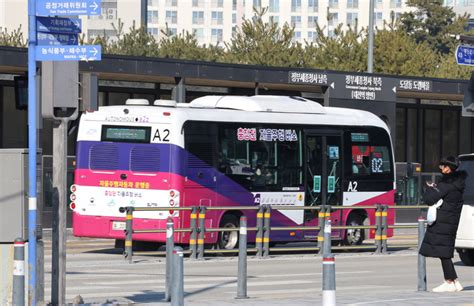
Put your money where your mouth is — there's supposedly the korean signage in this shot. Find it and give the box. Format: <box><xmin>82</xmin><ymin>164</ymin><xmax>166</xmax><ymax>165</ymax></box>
<box><xmin>328</xmin><ymin>74</ymin><xmax>397</xmax><ymax>102</ymax></box>
<box><xmin>398</xmin><ymin>79</ymin><xmax>432</xmax><ymax>92</ymax></box>
<box><xmin>36</xmin><ymin>0</ymin><xmax>101</xmax><ymax>16</ymax></box>
<box><xmin>237</xmin><ymin>127</ymin><xmax>298</xmax><ymax>142</ymax></box>
<box><xmin>456</xmin><ymin>44</ymin><xmax>474</xmax><ymax>66</ymax></box>
<box><xmin>288</xmin><ymin>71</ymin><xmax>328</xmax><ymax>86</ymax></box>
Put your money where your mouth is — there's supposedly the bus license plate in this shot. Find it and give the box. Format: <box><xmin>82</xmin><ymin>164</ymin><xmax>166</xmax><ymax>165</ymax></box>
<box><xmin>112</xmin><ymin>221</ymin><xmax>126</xmax><ymax>231</ymax></box>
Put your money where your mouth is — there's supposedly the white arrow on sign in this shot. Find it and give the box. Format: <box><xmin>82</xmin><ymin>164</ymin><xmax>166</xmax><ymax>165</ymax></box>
<box><xmin>90</xmin><ymin>47</ymin><xmax>98</xmax><ymax>57</ymax></box>
<box><xmin>90</xmin><ymin>1</ymin><xmax>99</xmax><ymax>11</ymax></box>
<box><xmin>330</xmin><ymin>82</ymin><xmax>335</xmax><ymax>89</ymax></box>
<box><xmin>71</xmin><ymin>36</ymin><xmax>77</xmax><ymax>44</ymax></box>
<box><xmin>392</xmin><ymin>86</ymin><xmax>397</xmax><ymax>93</ymax></box>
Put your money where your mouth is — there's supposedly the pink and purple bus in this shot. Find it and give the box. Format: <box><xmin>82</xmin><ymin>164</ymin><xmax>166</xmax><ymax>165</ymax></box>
<box><xmin>72</xmin><ymin>95</ymin><xmax>395</xmax><ymax>249</ymax></box>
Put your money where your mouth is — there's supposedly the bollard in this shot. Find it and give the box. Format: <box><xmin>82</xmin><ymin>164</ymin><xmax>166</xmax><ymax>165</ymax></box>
<box><xmin>417</xmin><ymin>217</ymin><xmax>427</xmax><ymax>291</ymax></box>
<box><xmin>236</xmin><ymin>216</ymin><xmax>248</xmax><ymax>299</ymax></box>
<box><xmin>256</xmin><ymin>206</ymin><xmax>264</xmax><ymax>258</ymax></box>
<box><xmin>381</xmin><ymin>205</ymin><xmax>388</xmax><ymax>254</ymax></box>
<box><xmin>197</xmin><ymin>206</ymin><xmax>206</xmax><ymax>260</ymax></box>
<box><xmin>322</xmin><ymin>254</ymin><xmax>336</xmax><ymax>306</ymax></box>
<box><xmin>171</xmin><ymin>246</ymin><xmax>184</xmax><ymax>306</ymax></box>
<box><xmin>323</xmin><ymin>218</ymin><xmax>332</xmax><ymax>257</ymax></box>
<box><xmin>375</xmin><ymin>204</ymin><xmax>382</xmax><ymax>254</ymax></box>
<box><xmin>318</xmin><ymin>205</ymin><xmax>326</xmax><ymax>254</ymax></box>
<box><xmin>124</xmin><ymin>206</ymin><xmax>134</xmax><ymax>263</ymax></box>
<box><xmin>165</xmin><ymin>217</ymin><xmax>175</xmax><ymax>302</ymax></box>
<box><xmin>12</xmin><ymin>238</ymin><xmax>25</xmax><ymax>306</ymax></box>
<box><xmin>263</xmin><ymin>205</ymin><xmax>271</xmax><ymax>258</ymax></box>
<box><xmin>189</xmin><ymin>206</ymin><xmax>198</xmax><ymax>260</ymax></box>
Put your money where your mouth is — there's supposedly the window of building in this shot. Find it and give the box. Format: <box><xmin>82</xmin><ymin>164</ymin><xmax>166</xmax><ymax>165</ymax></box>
<box><xmin>291</xmin><ymin>16</ymin><xmax>302</xmax><ymax>28</ymax></box>
<box><xmin>390</xmin><ymin>0</ymin><xmax>402</xmax><ymax>8</ymax></box>
<box><xmin>308</xmin><ymin>0</ymin><xmax>318</xmax><ymax>12</ymax></box>
<box><xmin>253</xmin><ymin>0</ymin><xmax>262</xmax><ymax>9</ymax></box>
<box><xmin>308</xmin><ymin>31</ymin><xmax>317</xmax><ymax>41</ymax></box>
<box><xmin>291</xmin><ymin>0</ymin><xmax>302</xmax><ymax>12</ymax></box>
<box><xmin>88</xmin><ymin>29</ymin><xmax>117</xmax><ymax>38</ymax></box>
<box><xmin>292</xmin><ymin>31</ymin><xmax>301</xmax><ymax>42</ymax></box>
<box><xmin>347</xmin><ymin>0</ymin><xmax>358</xmax><ymax>9</ymax></box>
<box><xmin>375</xmin><ymin>0</ymin><xmax>383</xmax><ymax>9</ymax></box>
<box><xmin>166</xmin><ymin>10</ymin><xmax>178</xmax><ymax>24</ymax></box>
<box><xmin>374</xmin><ymin>12</ymin><xmax>383</xmax><ymax>25</ymax></box>
<box><xmin>212</xmin><ymin>11</ymin><xmax>223</xmax><ymax>25</ymax></box>
<box><xmin>328</xmin><ymin>13</ymin><xmax>338</xmax><ymax>26</ymax></box>
<box><xmin>328</xmin><ymin>29</ymin><xmax>335</xmax><ymax>37</ymax></box>
<box><xmin>166</xmin><ymin>0</ymin><xmax>177</xmax><ymax>6</ymax></box>
<box><xmin>147</xmin><ymin>27</ymin><xmax>159</xmax><ymax>36</ymax></box>
<box><xmin>212</xmin><ymin>0</ymin><xmax>224</xmax><ymax>8</ymax></box>
<box><xmin>346</xmin><ymin>12</ymin><xmax>358</xmax><ymax>27</ymax></box>
<box><xmin>148</xmin><ymin>0</ymin><xmax>159</xmax><ymax>6</ymax></box>
<box><xmin>193</xmin><ymin>11</ymin><xmax>204</xmax><ymax>24</ymax></box>
<box><xmin>329</xmin><ymin>0</ymin><xmax>338</xmax><ymax>9</ymax></box>
<box><xmin>232</xmin><ymin>26</ymin><xmax>238</xmax><ymax>35</ymax></box>
<box><xmin>232</xmin><ymin>13</ymin><xmax>237</xmax><ymax>23</ymax></box>
<box><xmin>211</xmin><ymin>28</ymin><xmax>223</xmax><ymax>43</ymax></box>
<box><xmin>166</xmin><ymin>28</ymin><xmax>177</xmax><ymax>36</ymax></box>
<box><xmin>269</xmin><ymin>0</ymin><xmax>279</xmax><ymax>12</ymax></box>
<box><xmin>395</xmin><ymin>12</ymin><xmax>402</xmax><ymax>20</ymax></box>
<box><xmin>308</xmin><ymin>16</ymin><xmax>318</xmax><ymax>28</ymax></box>
<box><xmin>192</xmin><ymin>0</ymin><xmax>202</xmax><ymax>7</ymax></box>
<box><xmin>148</xmin><ymin>10</ymin><xmax>158</xmax><ymax>24</ymax></box>
<box><xmin>193</xmin><ymin>28</ymin><xmax>204</xmax><ymax>43</ymax></box>
<box><xmin>269</xmin><ymin>15</ymin><xmax>279</xmax><ymax>25</ymax></box>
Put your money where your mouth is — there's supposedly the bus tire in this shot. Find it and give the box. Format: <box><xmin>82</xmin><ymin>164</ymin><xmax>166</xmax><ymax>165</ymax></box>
<box><xmin>343</xmin><ymin>214</ymin><xmax>365</xmax><ymax>246</ymax></box>
<box><xmin>217</xmin><ymin>214</ymin><xmax>240</xmax><ymax>250</ymax></box>
<box><xmin>457</xmin><ymin>248</ymin><xmax>474</xmax><ymax>266</ymax></box>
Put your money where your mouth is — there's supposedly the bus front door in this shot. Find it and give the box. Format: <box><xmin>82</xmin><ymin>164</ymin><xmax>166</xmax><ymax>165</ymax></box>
<box><xmin>303</xmin><ymin>133</ymin><xmax>343</xmax><ymax>242</ymax></box>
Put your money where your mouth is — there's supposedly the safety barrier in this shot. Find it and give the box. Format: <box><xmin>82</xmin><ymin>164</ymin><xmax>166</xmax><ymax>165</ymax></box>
<box><xmin>118</xmin><ymin>204</ymin><xmax>428</xmax><ymax>262</ymax></box>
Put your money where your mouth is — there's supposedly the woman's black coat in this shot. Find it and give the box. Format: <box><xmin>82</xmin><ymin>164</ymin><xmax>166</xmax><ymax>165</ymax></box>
<box><xmin>419</xmin><ymin>170</ymin><xmax>467</xmax><ymax>259</ymax></box>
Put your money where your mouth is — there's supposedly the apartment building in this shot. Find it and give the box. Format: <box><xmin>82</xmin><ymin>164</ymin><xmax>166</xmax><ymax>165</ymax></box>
<box><xmin>0</xmin><ymin>0</ymin><xmax>472</xmax><ymax>46</ymax></box>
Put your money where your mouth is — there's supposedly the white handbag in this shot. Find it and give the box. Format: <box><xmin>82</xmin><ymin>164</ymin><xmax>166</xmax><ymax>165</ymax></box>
<box><xmin>427</xmin><ymin>199</ymin><xmax>443</xmax><ymax>225</ymax></box>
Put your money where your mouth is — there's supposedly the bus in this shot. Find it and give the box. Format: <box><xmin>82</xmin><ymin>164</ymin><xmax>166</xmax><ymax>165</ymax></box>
<box><xmin>71</xmin><ymin>95</ymin><xmax>396</xmax><ymax>249</ymax></box>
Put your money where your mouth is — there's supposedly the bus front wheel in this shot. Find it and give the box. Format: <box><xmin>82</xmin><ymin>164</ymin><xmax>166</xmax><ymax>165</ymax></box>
<box><xmin>343</xmin><ymin>215</ymin><xmax>365</xmax><ymax>246</ymax></box>
<box><xmin>217</xmin><ymin>215</ymin><xmax>240</xmax><ymax>250</ymax></box>
<box><xmin>457</xmin><ymin>248</ymin><xmax>474</xmax><ymax>266</ymax></box>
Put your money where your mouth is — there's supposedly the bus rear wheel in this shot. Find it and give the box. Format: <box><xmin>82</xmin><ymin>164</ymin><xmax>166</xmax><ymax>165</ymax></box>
<box><xmin>217</xmin><ymin>215</ymin><xmax>239</xmax><ymax>250</ymax></box>
<box><xmin>343</xmin><ymin>215</ymin><xmax>365</xmax><ymax>246</ymax></box>
<box><xmin>457</xmin><ymin>248</ymin><xmax>474</xmax><ymax>266</ymax></box>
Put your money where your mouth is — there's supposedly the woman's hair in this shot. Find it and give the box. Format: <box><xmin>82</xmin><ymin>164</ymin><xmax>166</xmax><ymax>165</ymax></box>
<box><xmin>439</xmin><ymin>156</ymin><xmax>459</xmax><ymax>171</ymax></box>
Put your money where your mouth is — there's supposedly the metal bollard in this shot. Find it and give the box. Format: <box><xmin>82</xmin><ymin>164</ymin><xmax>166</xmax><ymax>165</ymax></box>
<box><xmin>236</xmin><ymin>216</ymin><xmax>248</xmax><ymax>299</ymax></box>
<box><xmin>12</xmin><ymin>238</ymin><xmax>25</xmax><ymax>306</ymax></box>
<box><xmin>323</xmin><ymin>218</ymin><xmax>332</xmax><ymax>257</ymax></box>
<box><xmin>256</xmin><ymin>206</ymin><xmax>264</xmax><ymax>258</ymax></box>
<box><xmin>165</xmin><ymin>217</ymin><xmax>175</xmax><ymax>302</ymax></box>
<box><xmin>124</xmin><ymin>206</ymin><xmax>134</xmax><ymax>263</ymax></box>
<box><xmin>375</xmin><ymin>204</ymin><xmax>382</xmax><ymax>254</ymax></box>
<box><xmin>417</xmin><ymin>217</ymin><xmax>427</xmax><ymax>291</ymax></box>
<box><xmin>322</xmin><ymin>254</ymin><xmax>336</xmax><ymax>306</ymax></box>
<box><xmin>263</xmin><ymin>205</ymin><xmax>271</xmax><ymax>258</ymax></box>
<box><xmin>197</xmin><ymin>206</ymin><xmax>206</xmax><ymax>260</ymax></box>
<box><xmin>171</xmin><ymin>246</ymin><xmax>184</xmax><ymax>306</ymax></box>
<box><xmin>318</xmin><ymin>205</ymin><xmax>326</xmax><ymax>254</ymax></box>
<box><xmin>381</xmin><ymin>205</ymin><xmax>388</xmax><ymax>253</ymax></box>
<box><xmin>189</xmin><ymin>206</ymin><xmax>198</xmax><ymax>260</ymax></box>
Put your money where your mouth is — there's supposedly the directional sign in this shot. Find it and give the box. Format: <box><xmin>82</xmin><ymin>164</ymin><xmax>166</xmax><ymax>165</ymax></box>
<box><xmin>37</xmin><ymin>32</ymin><xmax>78</xmax><ymax>46</ymax></box>
<box><xmin>36</xmin><ymin>0</ymin><xmax>101</xmax><ymax>16</ymax></box>
<box><xmin>37</xmin><ymin>16</ymin><xmax>81</xmax><ymax>34</ymax></box>
<box><xmin>328</xmin><ymin>74</ymin><xmax>397</xmax><ymax>102</ymax></box>
<box><xmin>456</xmin><ymin>44</ymin><xmax>474</xmax><ymax>66</ymax></box>
<box><xmin>36</xmin><ymin>45</ymin><xmax>101</xmax><ymax>61</ymax></box>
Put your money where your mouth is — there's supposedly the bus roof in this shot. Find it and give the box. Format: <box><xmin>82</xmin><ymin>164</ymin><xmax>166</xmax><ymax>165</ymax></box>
<box><xmin>85</xmin><ymin>95</ymin><xmax>390</xmax><ymax>132</ymax></box>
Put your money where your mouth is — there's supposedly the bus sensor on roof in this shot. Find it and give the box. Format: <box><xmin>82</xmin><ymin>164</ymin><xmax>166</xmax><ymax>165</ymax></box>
<box><xmin>125</xmin><ymin>99</ymin><xmax>149</xmax><ymax>105</ymax></box>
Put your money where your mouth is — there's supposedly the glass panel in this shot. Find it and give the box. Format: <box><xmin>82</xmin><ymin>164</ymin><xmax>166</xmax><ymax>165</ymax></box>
<box><xmin>396</xmin><ymin>108</ymin><xmax>406</xmax><ymax>162</ymax></box>
<box><xmin>306</xmin><ymin>135</ymin><xmax>322</xmax><ymax>206</ymax></box>
<box><xmin>424</xmin><ymin>109</ymin><xmax>441</xmax><ymax>172</ymax></box>
<box><xmin>459</xmin><ymin>116</ymin><xmax>472</xmax><ymax>154</ymax></box>
<box><xmin>442</xmin><ymin>110</ymin><xmax>458</xmax><ymax>158</ymax></box>
<box><xmin>2</xmin><ymin>86</ymin><xmax>27</xmax><ymax>148</ymax></box>
<box><xmin>108</xmin><ymin>92</ymin><xmax>131</xmax><ymax>106</ymax></box>
<box><xmin>407</xmin><ymin>108</ymin><xmax>418</xmax><ymax>162</ymax></box>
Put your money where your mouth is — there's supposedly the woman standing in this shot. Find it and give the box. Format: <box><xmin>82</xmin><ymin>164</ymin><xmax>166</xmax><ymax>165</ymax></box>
<box><xmin>419</xmin><ymin>156</ymin><xmax>467</xmax><ymax>292</ymax></box>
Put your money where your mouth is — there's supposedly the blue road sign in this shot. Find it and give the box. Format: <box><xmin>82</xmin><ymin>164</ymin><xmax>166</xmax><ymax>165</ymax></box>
<box><xmin>456</xmin><ymin>44</ymin><xmax>474</xmax><ymax>66</ymax></box>
<box><xmin>36</xmin><ymin>45</ymin><xmax>101</xmax><ymax>61</ymax></box>
<box><xmin>37</xmin><ymin>32</ymin><xmax>78</xmax><ymax>46</ymax></box>
<box><xmin>37</xmin><ymin>16</ymin><xmax>81</xmax><ymax>34</ymax></box>
<box><xmin>36</xmin><ymin>0</ymin><xmax>101</xmax><ymax>16</ymax></box>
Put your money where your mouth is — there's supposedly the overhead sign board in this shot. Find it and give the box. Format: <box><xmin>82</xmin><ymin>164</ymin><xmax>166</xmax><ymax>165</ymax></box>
<box><xmin>36</xmin><ymin>0</ymin><xmax>101</xmax><ymax>16</ymax></box>
<box><xmin>37</xmin><ymin>16</ymin><xmax>82</xmax><ymax>34</ymax></box>
<box><xmin>328</xmin><ymin>74</ymin><xmax>397</xmax><ymax>102</ymax></box>
<box><xmin>36</xmin><ymin>45</ymin><xmax>101</xmax><ymax>61</ymax></box>
<box><xmin>37</xmin><ymin>32</ymin><xmax>78</xmax><ymax>46</ymax></box>
<box><xmin>398</xmin><ymin>79</ymin><xmax>432</xmax><ymax>92</ymax></box>
<box><xmin>456</xmin><ymin>44</ymin><xmax>474</xmax><ymax>66</ymax></box>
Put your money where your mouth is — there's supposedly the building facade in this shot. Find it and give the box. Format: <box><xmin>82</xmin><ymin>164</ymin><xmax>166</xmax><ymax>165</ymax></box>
<box><xmin>1</xmin><ymin>0</ymin><xmax>472</xmax><ymax>45</ymax></box>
